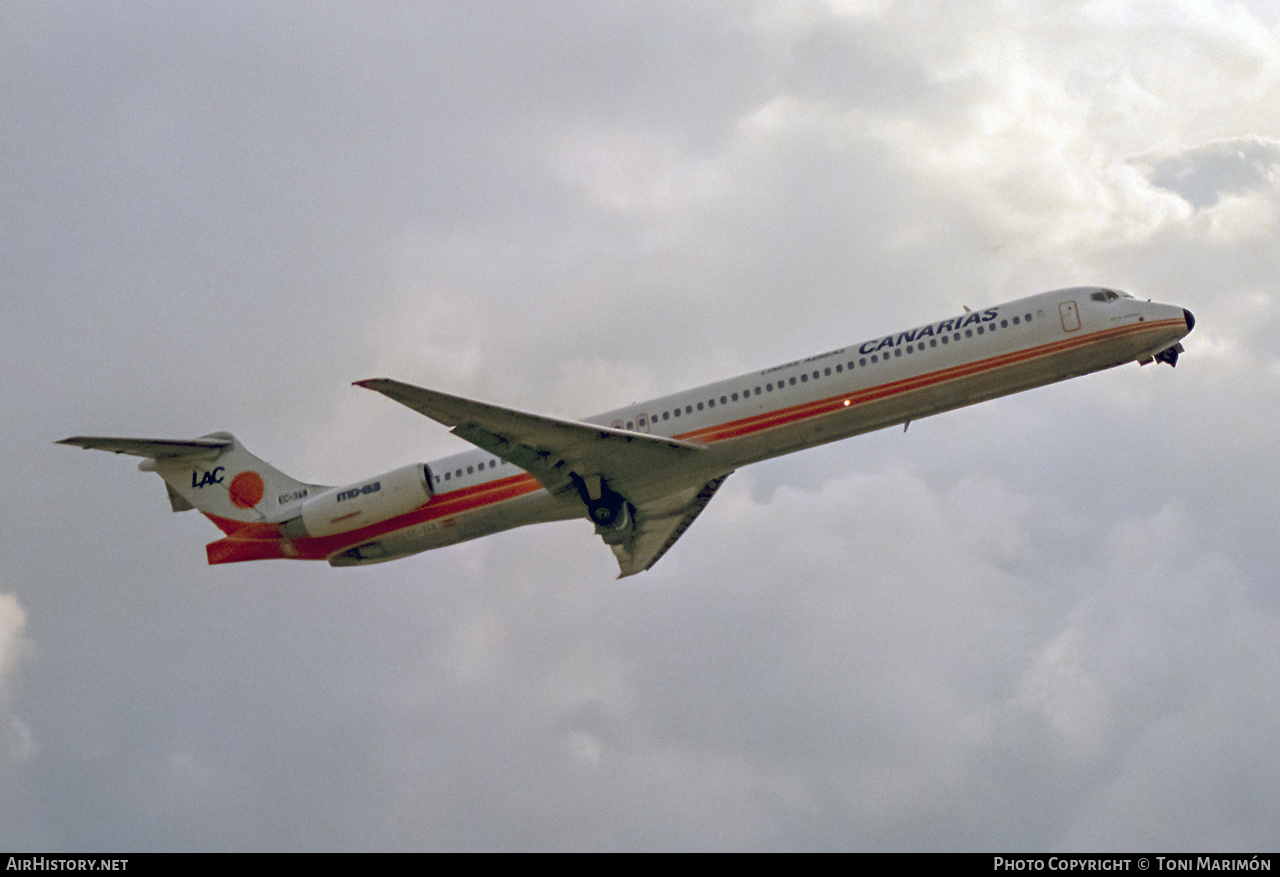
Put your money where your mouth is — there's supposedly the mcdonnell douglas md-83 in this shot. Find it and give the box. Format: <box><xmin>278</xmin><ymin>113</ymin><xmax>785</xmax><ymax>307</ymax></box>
<box><xmin>61</xmin><ymin>287</ymin><xmax>1194</xmax><ymax>577</ymax></box>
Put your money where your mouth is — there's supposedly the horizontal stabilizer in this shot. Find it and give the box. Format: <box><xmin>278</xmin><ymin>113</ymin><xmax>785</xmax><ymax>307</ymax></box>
<box><xmin>56</xmin><ymin>436</ymin><xmax>231</xmax><ymax>460</ymax></box>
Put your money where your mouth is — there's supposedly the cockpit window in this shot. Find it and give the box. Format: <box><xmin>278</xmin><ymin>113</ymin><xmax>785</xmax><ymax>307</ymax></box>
<box><xmin>1090</xmin><ymin>289</ymin><xmax>1122</xmax><ymax>302</ymax></box>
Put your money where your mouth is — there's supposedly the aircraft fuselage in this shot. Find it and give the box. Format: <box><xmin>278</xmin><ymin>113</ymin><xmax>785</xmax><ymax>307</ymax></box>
<box><xmin>61</xmin><ymin>286</ymin><xmax>1194</xmax><ymax>576</ymax></box>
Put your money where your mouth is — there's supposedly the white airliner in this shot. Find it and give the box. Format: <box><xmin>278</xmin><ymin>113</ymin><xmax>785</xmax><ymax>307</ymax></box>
<box><xmin>60</xmin><ymin>287</ymin><xmax>1193</xmax><ymax>577</ymax></box>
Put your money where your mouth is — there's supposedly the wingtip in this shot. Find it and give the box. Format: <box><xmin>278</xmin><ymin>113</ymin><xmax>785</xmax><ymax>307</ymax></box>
<box><xmin>54</xmin><ymin>436</ymin><xmax>102</xmax><ymax>450</ymax></box>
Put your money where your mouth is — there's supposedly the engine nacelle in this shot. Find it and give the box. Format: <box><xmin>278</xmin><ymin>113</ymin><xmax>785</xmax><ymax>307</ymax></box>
<box><xmin>280</xmin><ymin>463</ymin><xmax>432</xmax><ymax>539</ymax></box>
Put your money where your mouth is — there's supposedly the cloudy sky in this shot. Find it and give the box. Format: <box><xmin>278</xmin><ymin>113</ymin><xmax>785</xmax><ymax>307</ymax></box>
<box><xmin>4</xmin><ymin>0</ymin><xmax>1280</xmax><ymax>852</ymax></box>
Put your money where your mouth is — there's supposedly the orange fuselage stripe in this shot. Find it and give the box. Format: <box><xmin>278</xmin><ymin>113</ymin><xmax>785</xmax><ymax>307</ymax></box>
<box><xmin>208</xmin><ymin>317</ymin><xmax>1181</xmax><ymax>562</ymax></box>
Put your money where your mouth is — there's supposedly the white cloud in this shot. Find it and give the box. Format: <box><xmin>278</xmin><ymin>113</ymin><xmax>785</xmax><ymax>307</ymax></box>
<box><xmin>0</xmin><ymin>594</ymin><xmax>28</xmax><ymax>706</ymax></box>
<box><xmin>0</xmin><ymin>593</ymin><xmax>33</xmax><ymax>766</ymax></box>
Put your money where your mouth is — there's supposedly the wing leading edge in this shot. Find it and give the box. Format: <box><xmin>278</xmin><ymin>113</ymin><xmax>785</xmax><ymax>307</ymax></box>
<box><xmin>56</xmin><ymin>436</ymin><xmax>231</xmax><ymax>459</ymax></box>
<box><xmin>354</xmin><ymin>378</ymin><xmax>731</xmax><ymax>576</ymax></box>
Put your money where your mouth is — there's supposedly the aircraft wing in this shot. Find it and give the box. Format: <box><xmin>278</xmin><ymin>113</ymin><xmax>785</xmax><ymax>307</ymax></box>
<box><xmin>56</xmin><ymin>436</ymin><xmax>231</xmax><ymax>459</ymax></box>
<box><xmin>355</xmin><ymin>378</ymin><xmax>729</xmax><ymax>575</ymax></box>
<box><xmin>354</xmin><ymin>379</ymin><xmax>709</xmax><ymax>498</ymax></box>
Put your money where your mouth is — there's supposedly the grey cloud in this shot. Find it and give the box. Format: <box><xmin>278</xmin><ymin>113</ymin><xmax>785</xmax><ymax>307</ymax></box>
<box><xmin>6</xmin><ymin>0</ymin><xmax>1280</xmax><ymax>852</ymax></box>
<box><xmin>1139</xmin><ymin>137</ymin><xmax>1280</xmax><ymax>210</ymax></box>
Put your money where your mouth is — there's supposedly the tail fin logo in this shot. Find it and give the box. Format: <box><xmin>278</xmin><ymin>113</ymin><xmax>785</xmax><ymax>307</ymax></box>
<box><xmin>193</xmin><ymin>467</ymin><xmax>225</xmax><ymax>488</ymax></box>
<box><xmin>229</xmin><ymin>471</ymin><xmax>266</xmax><ymax>509</ymax></box>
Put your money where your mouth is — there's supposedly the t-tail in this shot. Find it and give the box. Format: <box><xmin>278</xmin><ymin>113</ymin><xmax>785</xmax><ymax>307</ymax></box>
<box><xmin>55</xmin><ymin>432</ymin><xmax>327</xmax><ymax>535</ymax></box>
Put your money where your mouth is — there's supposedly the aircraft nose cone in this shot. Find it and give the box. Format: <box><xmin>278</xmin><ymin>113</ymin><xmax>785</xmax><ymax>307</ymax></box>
<box><xmin>1184</xmin><ymin>308</ymin><xmax>1196</xmax><ymax>332</ymax></box>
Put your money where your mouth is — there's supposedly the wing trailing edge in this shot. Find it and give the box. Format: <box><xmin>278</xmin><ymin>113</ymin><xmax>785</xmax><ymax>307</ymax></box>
<box><xmin>606</xmin><ymin>474</ymin><xmax>731</xmax><ymax>578</ymax></box>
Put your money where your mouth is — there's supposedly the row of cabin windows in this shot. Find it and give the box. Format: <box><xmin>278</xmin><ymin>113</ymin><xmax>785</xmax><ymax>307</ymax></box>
<box><xmin>619</xmin><ymin>312</ymin><xmax>1037</xmax><ymax>429</ymax></box>
<box><xmin>435</xmin><ymin>457</ymin><xmax>501</xmax><ymax>485</ymax></box>
<box><xmin>442</xmin><ymin>311</ymin><xmax>1041</xmax><ymax>468</ymax></box>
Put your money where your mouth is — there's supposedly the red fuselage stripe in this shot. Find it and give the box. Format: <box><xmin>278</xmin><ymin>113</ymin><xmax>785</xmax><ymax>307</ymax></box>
<box><xmin>675</xmin><ymin>317</ymin><xmax>1181</xmax><ymax>444</ymax></box>
<box><xmin>210</xmin><ymin>317</ymin><xmax>1181</xmax><ymax>561</ymax></box>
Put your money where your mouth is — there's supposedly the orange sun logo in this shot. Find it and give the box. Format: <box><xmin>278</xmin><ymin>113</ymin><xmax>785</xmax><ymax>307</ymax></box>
<box><xmin>229</xmin><ymin>471</ymin><xmax>265</xmax><ymax>509</ymax></box>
